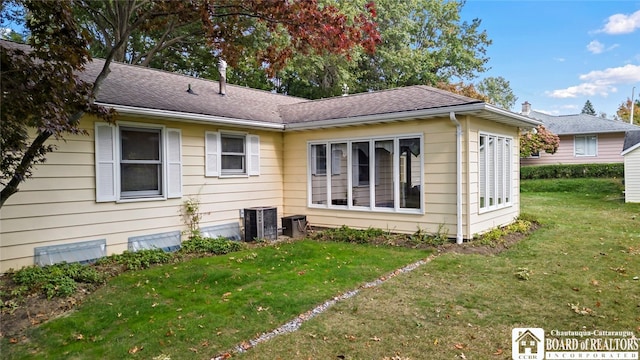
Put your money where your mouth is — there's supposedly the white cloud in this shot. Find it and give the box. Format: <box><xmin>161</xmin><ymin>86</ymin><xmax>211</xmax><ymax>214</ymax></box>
<box><xmin>587</xmin><ymin>40</ymin><xmax>604</xmax><ymax>54</ymax></box>
<box><xmin>553</xmin><ymin>57</ymin><xmax>566</xmax><ymax>62</ymax></box>
<box><xmin>580</xmin><ymin>64</ymin><xmax>640</xmax><ymax>83</ymax></box>
<box><xmin>546</xmin><ymin>64</ymin><xmax>640</xmax><ymax>98</ymax></box>
<box><xmin>0</xmin><ymin>28</ymin><xmax>11</xmax><ymax>38</ymax></box>
<box><xmin>599</xmin><ymin>9</ymin><xmax>640</xmax><ymax>34</ymax></box>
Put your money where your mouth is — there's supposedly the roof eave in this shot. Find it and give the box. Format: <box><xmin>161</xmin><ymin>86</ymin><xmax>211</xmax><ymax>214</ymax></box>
<box><xmin>96</xmin><ymin>102</ymin><xmax>286</xmax><ymax>131</ymax></box>
<box><xmin>284</xmin><ymin>103</ymin><xmax>541</xmax><ymax>131</ymax></box>
<box><xmin>622</xmin><ymin>142</ymin><xmax>640</xmax><ymax>156</ymax></box>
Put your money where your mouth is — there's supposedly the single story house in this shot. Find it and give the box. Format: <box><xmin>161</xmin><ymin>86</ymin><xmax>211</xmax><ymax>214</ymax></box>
<box><xmin>622</xmin><ymin>130</ymin><xmax>640</xmax><ymax>203</ymax></box>
<box><xmin>520</xmin><ymin>102</ymin><xmax>640</xmax><ymax>166</ymax></box>
<box><xmin>0</xmin><ymin>40</ymin><xmax>541</xmax><ymax>272</ymax></box>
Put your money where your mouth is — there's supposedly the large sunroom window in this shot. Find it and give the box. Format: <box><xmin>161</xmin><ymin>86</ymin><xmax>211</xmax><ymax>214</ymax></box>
<box><xmin>479</xmin><ymin>133</ymin><xmax>512</xmax><ymax>212</ymax></box>
<box><xmin>308</xmin><ymin>135</ymin><xmax>423</xmax><ymax>213</ymax></box>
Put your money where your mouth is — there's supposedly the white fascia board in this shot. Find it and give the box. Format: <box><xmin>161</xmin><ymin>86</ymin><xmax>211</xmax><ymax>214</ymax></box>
<box><xmin>96</xmin><ymin>103</ymin><xmax>285</xmax><ymax>131</ymax></box>
<box><xmin>622</xmin><ymin>142</ymin><xmax>640</xmax><ymax>156</ymax></box>
<box><xmin>285</xmin><ymin>103</ymin><xmax>541</xmax><ymax>131</ymax></box>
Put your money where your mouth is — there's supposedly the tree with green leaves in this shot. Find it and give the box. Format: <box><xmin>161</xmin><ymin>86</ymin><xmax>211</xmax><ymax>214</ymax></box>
<box><xmin>476</xmin><ymin>76</ymin><xmax>517</xmax><ymax>110</ymax></box>
<box><xmin>581</xmin><ymin>100</ymin><xmax>596</xmax><ymax>115</ymax></box>
<box><xmin>263</xmin><ymin>0</ymin><xmax>492</xmax><ymax>98</ymax></box>
<box><xmin>0</xmin><ymin>0</ymin><xmax>380</xmax><ymax>208</ymax></box>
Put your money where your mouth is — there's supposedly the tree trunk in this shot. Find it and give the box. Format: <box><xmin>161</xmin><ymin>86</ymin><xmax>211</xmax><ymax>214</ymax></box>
<box><xmin>0</xmin><ymin>131</ymin><xmax>52</xmax><ymax>208</ymax></box>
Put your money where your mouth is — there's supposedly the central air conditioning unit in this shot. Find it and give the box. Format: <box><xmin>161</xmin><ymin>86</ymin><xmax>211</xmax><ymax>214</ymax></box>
<box><xmin>244</xmin><ymin>207</ymin><xmax>277</xmax><ymax>241</ymax></box>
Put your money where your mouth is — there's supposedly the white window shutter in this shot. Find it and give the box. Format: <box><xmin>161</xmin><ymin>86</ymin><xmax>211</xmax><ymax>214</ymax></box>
<box><xmin>166</xmin><ymin>129</ymin><xmax>182</xmax><ymax>198</ymax></box>
<box><xmin>247</xmin><ymin>134</ymin><xmax>260</xmax><ymax>176</ymax></box>
<box><xmin>95</xmin><ymin>123</ymin><xmax>117</xmax><ymax>202</ymax></box>
<box><xmin>205</xmin><ymin>131</ymin><xmax>219</xmax><ymax>177</ymax></box>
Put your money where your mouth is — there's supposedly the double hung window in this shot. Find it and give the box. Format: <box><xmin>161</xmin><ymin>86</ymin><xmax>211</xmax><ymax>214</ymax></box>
<box><xmin>205</xmin><ymin>131</ymin><xmax>260</xmax><ymax>177</ymax></box>
<box><xmin>574</xmin><ymin>135</ymin><xmax>597</xmax><ymax>157</ymax></box>
<box><xmin>95</xmin><ymin>122</ymin><xmax>182</xmax><ymax>202</ymax></box>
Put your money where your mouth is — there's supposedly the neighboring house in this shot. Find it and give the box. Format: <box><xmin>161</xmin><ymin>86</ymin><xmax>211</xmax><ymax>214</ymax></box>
<box><xmin>520</xmin><ymin>102</ymin><xmax>640</xmax><ymax>166</ymax></box>
<box><xmin>622</xmin><ymin>130</ymin><xmax>640</xmax><ymax>203</ymax></box>
<box><xmin>0</xmin><ymin>40</ymin><xmax>541</xmax><ymax>271</ymax></box>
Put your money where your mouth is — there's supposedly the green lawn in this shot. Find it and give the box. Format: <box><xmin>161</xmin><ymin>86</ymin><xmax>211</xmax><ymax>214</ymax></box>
<box><xmin>2</xmin><ymin>178</ymin><xmax>639</xmax><ymax>360</ymax></box>
<box><xmin>237</xmin><ymin>178</ymin><xmax>640</xmax><ymax>359</ymax></box>
<box><xmin>1</xmin><ymin>240</ymin><xmax>429</xmax><ymax>359</ymax></box>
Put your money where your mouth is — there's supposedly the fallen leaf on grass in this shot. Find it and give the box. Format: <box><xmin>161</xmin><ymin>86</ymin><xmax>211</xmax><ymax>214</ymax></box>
<box><xmin>493</xmin><ymin>348</ymin><xmax>503</xmax><ymax>355</ymax></box>
<box><xmin>454</xmin><ymin>343</ymin><xmax>465</xmax><ymax>349</ymax></box>
<box><xmin>75</xmin><ymin>333</ymin><xmax>84</xmax><ymax>340</ymax></box>
<box><xmin>128</xmin><ymin>345</ymin><xmax>143</xmax><ymax>354</ymax></box>
<box><xmin>568</xmin><ymin>303</ymin><xmax>595</xmax><ymax>316</ymax></box>
<box><xmin>370</xmin><ymin>336</ymin><xmax>381</xmax><ymax>342</ymax></box>
<box><xmin>9</xmin><ymin>338</ymin><xmax>18</xmax><ymax>344</ymax></box>
<box><xmin>345</xmin><ymin>335</ymin><xmax>357</xmax><ymax>341</ymax></box>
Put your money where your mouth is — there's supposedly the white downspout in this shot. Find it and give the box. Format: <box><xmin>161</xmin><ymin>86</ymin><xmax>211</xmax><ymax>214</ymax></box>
<box><xmin>449</xmin><ymin>112</ymin><xmax>463</xmax><ymax>244</ymax></box>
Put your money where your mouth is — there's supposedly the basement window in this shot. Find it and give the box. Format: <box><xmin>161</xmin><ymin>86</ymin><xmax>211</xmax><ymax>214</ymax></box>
<box><xmin>34</xmin><ymin>239</ymin><xmax>106</xmax><ymax>266</ymax></box>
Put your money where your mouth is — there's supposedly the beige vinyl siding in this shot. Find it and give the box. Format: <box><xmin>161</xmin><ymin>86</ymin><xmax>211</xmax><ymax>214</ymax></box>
<box><xmin>521</xmin><ymin>133</ymin><xmax>626</xmax><ymax>166</ymax></box>
<box><xmin>466</xmin><ymin>118</ymin><xmax>521</xmax><ymax>237</ymax></box>
<box><xmin>0</xmin><ymin>116</ymin><xmax>284</xmax><ymax>272</ymax></box>
<box><xmin>283</xmin><ymin>118</ymin><xmax>460</xmax><ymax>236</ymax></box>
<box><xmin>624</xmin><ymin>148</ymin><xmax>640</xmax><ymax>203</ymax></box>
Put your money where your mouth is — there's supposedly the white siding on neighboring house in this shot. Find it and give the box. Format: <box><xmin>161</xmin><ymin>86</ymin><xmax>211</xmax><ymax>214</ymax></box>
<box><xmin>623</xmin><ymin>147</ymin><xmax>640</xmax><ymax>203</ymax></box>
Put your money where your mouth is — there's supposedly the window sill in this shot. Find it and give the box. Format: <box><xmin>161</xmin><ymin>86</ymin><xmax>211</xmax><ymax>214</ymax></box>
<box><xmin>309</xmin><ymin>203</ymin><xmax>423</xmax><ymax>215</ymax></box>
<box><xmin>116</xmin><ymin>196</ymin><xmax>168</xmax><ymax>203</ymax></box>
<box><xmin>478</xmin><ymin>203</ymin><xmax>513</xmax><ymax>214</ymax></box>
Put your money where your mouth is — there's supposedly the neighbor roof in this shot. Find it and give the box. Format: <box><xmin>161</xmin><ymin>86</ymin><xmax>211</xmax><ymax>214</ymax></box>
<box><xmin>2</xmin><ymin>39</ymin><xmax>540</xmax><ymax>131</ymax></box>
<box><xmin>622</xmin><ymin>130</ymin><xmax>640</xmax><ymax>155</ymax></box>
<box><xmin>526</xmin><ymin>110</ymin><xmax>640</xmax><ymax>135</ymax></box>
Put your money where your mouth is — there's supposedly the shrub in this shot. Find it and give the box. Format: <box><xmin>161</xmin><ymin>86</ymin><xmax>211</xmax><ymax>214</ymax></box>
<box><xmin>99</xmin><ymin>249</ymin><xmax>173</xmax><ymax>271</ymax></box>
<box><xmin>314</xmin><ymin>225</ymin><xmax>385</xmax><ymax>244</ymax></box>
<box><xmin>520</xmin><ymin>163</ymin><xmax>623</xmax><ymax>180</ymax></box>
<box><xmin>410</xmin><ymin>224</ymin><xmax>450</xmax><ymax>246</ymax></box>
<box><xmin>180</xmin><ymin>236</ymin><xmax>244</xmax><ymax>255</ymax></box>
<box><xmin>12</xmin><ymin>262</ymin><xmax>105</xmax><ymax>299</ymax></box>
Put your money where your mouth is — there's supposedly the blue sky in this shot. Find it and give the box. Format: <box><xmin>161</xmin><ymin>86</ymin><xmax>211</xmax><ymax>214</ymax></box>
<box><xmin>460</xmin><ymin>0</ymin><xmax>640</xmax><ymax>117</ymax></box>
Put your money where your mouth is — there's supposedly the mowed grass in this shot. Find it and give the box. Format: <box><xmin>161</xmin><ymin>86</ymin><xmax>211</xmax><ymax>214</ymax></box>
<box><xmin>237</xmin><ymin>178</ymin><xmax>640</xmax><ymax>359</ymax></box>
<box><xmin>2</xmin><ymin>241</ymin><xmax>430</xmax><ymax>359</ymax></box>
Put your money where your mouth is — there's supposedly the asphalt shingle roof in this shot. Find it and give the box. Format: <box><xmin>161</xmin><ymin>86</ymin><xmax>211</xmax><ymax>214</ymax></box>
<box><xmin>623</xmin><ymin>130</ymin><xmax>640</xmax><ymax>152</ymax></box>
<box><xmin>526</xmin><ymin>110</ymin><xmax>640</xmax><ymax>135</ymax></box>
<box><xmin>2</xmin><ymin>39</ymin><xmax>535</xmax><ymax>129</ymax></box>
<box><xmin>279</xmin><ymin>86</ymin><xmax>483</xmax><ymax>123</ymax></box>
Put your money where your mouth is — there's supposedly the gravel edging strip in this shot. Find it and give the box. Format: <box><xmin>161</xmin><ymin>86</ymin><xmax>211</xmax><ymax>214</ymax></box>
<box><xmin>212</xmin><ymin>254</ymin><xmax>437</xmax><ymax>359</ymax></box>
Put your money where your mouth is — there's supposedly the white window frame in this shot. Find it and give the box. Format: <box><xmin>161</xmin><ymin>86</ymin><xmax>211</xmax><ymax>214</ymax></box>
<box><xmin>574</xmin><ymin>135</ymin><xmax>597</xmax><ymax>157</ymax></box>
<box><xmin>205</xmin><ymin>131</ymin><xmax>260</xmax><ymax>177</ymax></box>
<box><xmin>95</xmin><ymin>122</ymin><xmax>182</xmax><ymax>202</ymax></box>
<box><xmin>478</xmin><ymin>132</ymin><xmax>513</xmax><ymax>213</ymax></box>
<box><xmin>307</xmin><ymin>134</ymin><xmax>424</xmax><ymax>214</ymax></box>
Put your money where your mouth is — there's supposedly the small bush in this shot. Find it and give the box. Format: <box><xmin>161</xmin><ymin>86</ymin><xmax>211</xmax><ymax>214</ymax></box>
<box><xmin>314</xmin><ymin>225</ymin><xmax>385</xmax><ymax>244</ymax></box>
<box><xmin>12</xmin><ymin>262</ymin><xmax>105</xmax><ymax>299</ymax></box>
<box><xmin>521</xmin><ymin>163</ymin><xmax>623</xmax><ymax>180</ymax></box>
<box><xmin>410</xmin><ymin>224</ymin><xmax>449</xmax><ymax>246</ymax></box>
<box><xmin>99</xmin><ymin>249</ymin><xmax>173</xmax><ymax>271</ymax></box>
<box><xmin>180</xmin><ymin>236</ymin><xmax>244</xmax><ymax>255</ymax></box>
